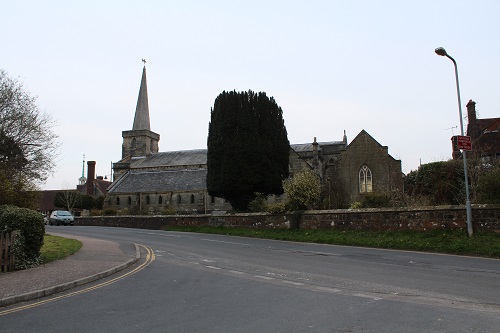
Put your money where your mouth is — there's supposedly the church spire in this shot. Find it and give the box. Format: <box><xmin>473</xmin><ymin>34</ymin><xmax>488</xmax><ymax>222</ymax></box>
<box><xmin>120</xmin><ymin>62</ymin><xmax>160</xmax><ymax>161</ymax></box>
<box><xmin>132</xmin><ymin>65</ymin><xmax>151</xmax><ymax>131</ymax></box>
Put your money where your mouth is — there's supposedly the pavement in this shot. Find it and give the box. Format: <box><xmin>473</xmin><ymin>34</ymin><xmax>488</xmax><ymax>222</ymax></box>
<box><xmin>0</xmin><ymin>233</ymin><xmax>140</xmax><ymax>307</ymax></box>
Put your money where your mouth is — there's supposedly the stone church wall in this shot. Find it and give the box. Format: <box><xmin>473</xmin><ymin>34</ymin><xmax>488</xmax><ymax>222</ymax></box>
<box><xmin>77</xmin><ymin>205</ymin><xmax>500</xmax><ymax>232</ymax></box>
<box><xmin>107</xmin><ymin>191</ymin><xmax>232</xmax><ymax>214</ymax></box>
<box><xmin>334</xmin><ymin>132</ymin><xmax>403</xmax><ymax>206</ymax></box>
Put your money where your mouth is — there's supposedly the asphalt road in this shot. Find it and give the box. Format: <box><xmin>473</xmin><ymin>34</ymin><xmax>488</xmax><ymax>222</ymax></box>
<box><xmin>2</xmin><ymin>226</ymin><xmax>500</xmax><ymax>332</ymax></box>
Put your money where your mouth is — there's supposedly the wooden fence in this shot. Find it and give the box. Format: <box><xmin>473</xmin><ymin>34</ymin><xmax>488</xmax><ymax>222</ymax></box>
<box><xmin>1</xmin><ymin>231</ymin><xmax>17</xmax><ymax>273</ymax></box>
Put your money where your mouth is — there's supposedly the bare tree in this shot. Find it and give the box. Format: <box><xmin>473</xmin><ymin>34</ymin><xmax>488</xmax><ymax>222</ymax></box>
<box><xmin>54</xmin><ymin>189</ymin><xmax>81</xmax><ymax>212</ymax></box>
<box><xmin>0</xmin><ymin>69</ymin><xmax>59</xmax><ymax>191</ymax></box>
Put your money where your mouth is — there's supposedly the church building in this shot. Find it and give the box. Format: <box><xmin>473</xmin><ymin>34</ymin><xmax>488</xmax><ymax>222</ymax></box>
<box><xmin>106</xmin><ymin>66</ymin><xmax>403</xmax><ymax>213</ymax></box>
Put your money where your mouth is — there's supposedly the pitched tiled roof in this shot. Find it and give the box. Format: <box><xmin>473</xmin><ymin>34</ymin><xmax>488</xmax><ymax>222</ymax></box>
<box><xmin>108</xmin><ymin>169</ymin><xmax>207</xmax><ymax>193</ymax></box>
<box><xmin>77</xmin><ymin>179</ymin><xmax>112</xmax><ymax>196</ymax></box>
<box><xmin>36</xmin><ymin>190</ymin><xmax>68</xmax><ymax>211</ymax></box>
<box><xmin>290</xmin><ymin>141</ymin><xmax>344</xmax><ymax>153</ymax></box>
<box><xmin>477</xmin><ymin>118</ymin><xmax>500</xmax><ymax>132</ymax></box>
<box><xmin>470</xmin><ymin>117</ymin><xmax>500</xmax><ymax>156</ymax></box>
<box><xmin>129</xmin><ymin>149</ymin><xmax>207</xmax><ymax>169</ymax></box>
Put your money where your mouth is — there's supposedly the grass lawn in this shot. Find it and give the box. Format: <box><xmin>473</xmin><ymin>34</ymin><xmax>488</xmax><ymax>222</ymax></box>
<box><xmin>163</xmin><ymin>226</ymin><xmax>500</xmax><ymax>258</ymax></box>
<box><xmin>41</xmin><ymin>234</ymin><xmax>82</xmax><ymax>264</ymax></box>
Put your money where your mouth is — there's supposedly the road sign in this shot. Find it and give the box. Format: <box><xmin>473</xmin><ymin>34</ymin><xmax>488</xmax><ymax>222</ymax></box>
<box><xmin>457</xmin><ymin>135</ymin><xmax>472</xmax><ymax>151</ymax></box>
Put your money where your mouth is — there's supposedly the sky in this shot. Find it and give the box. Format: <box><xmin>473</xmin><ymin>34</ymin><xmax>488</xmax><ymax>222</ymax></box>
<box><xmin>1</xmin><ymin>0</ymin><xmax>499</xmax><ymax>190</ymax></box>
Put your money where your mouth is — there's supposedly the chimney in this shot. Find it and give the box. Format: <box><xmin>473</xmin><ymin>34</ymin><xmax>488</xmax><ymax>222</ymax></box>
<box><xmin>312</xmin><ymin>137</ymin><xmax>319</xmax><ymax>170</ymax></box>
<box><xmin>451</xmin><ymin>136</ymin><xmax>461</xmax><ymax>160</ymax></box>
<box><xmin>466</xmin><ymin>100</ymin><xmax>478</xmax><ymax>138</ymax></box>
<box><xmin>87</xmin><ymin>161</ymin><xmax>96</xmax><ymax>196</ymax></box>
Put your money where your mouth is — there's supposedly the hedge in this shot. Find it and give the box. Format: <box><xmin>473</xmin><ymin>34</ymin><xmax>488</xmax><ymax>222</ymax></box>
<box><xmin>0</xmin><ymin>205</ymin><xmax>45</xmax><ymax>269</ymax></box>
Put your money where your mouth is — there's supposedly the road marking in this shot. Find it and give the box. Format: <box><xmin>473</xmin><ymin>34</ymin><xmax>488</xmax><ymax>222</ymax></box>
<box><xmin>206</xmin><ymin>266</ymin><xmax>221</xmax><ymax>270</ymax></box>
<box><xmin>354</xmin><ymin>293</ymin><xmax>382</xmax><ymax>301</ymax></box>
<box><xmin>282</xmin><ymin>280</ymin><xmax>304</xmax><ymax>286</ymax></box>
<box><xmin>315</xmin><ymin>286</ymin><xmax>341</xmax><ymax>293</ymax></box>
<box><xmin>0</xmin><ymin>244</ymin><xmax>155</xmax><ymax>317</ymax></box>
<box><xmin>229</xmin><ymin>270</ymin><xmax>246</xmax><ymax>275</ymax></box>
<box><xmin>254</xmin><ymin>275</ymin><xmax>275</xmax><ymax>280</ymax></box>
<box><xmin>201</xmin><ymin>239</ymin><xmax>250</xmax><ymax>246</ymax></box>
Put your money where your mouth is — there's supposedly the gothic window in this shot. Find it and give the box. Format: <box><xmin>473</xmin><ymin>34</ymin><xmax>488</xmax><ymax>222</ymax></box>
<box><xmin>158</xmin><ymin>195</ymin><xmax>163</xmax><ymax>205</ymax></box>
<box><xmin>146</xmin><ymin>195</ymin><xmax>150</xmax><ymax>205</ymax></box>
<box><xmin>177</xmin><ymin>194</ymin><xmax>182</xmax><ymax>204</ymax></box>
<box><xmin>359</xmin><ymin>165</ymin><xmax>373</xmax><ymax>193</ymax></box>
<box><xmin>128</xmin><ymin>196</ymin><xmax>132</xmax><ymax>205</ymax></box>
<box><xmin>116</xmin><ymin>197</ymin><xmax>120</xmax><ymax>206</ymax></box>
<box><xmin>190</xmin><ymin>194</ymin><xmax>195</xmax><ymax>204</ymax></box>
<box><xmin>210</xmin><ymin>196</ymin><xmax>215</xmax><ymax>204</ymax></box>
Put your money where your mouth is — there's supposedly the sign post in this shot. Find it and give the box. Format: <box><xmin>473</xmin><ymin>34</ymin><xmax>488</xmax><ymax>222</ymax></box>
<box><xmin>457</xmin><ymin>135</ymin><xmax>472</xmax><ymax>151</ymax></box>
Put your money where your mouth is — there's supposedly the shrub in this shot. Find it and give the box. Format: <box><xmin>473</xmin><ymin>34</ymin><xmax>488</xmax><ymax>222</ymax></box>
<box><xmin>405</xmin><ymin>160</ymin><xmax>464</xmax><ymax>205</ymax></box>
<box><xmin>248</xmin><ymin>193</ymin><xmax>268</xmax><ymax>212</ymax></box>
<box><xmin>0</xmin><ymin>205</ymin><xmax>45</xmax><ymax>269</ymax></box>
<box><xmin>266</xmin><ymin>202</ymin><xmax>287</xmax><ymax>214</ymax></box>
<box><xmin>103</xmin><ymin>208</ymin><xmax>118</xmax><ymax>216</ymax></box>
<box><xmin>282</xmin><ymin>169</ymin><xmax>321</xmax><ymax>210</ymax></box>
<box><xmin>477</xmin><ymin>170</ymin><xmax>500</xmax><ymax>204</ymax></box>
<box><xmin>360</xmin><ymin>193</ymin><xmax>391</xmax><ymax>208</ymax></box>
<box><xmin>161</xmin><ymin>207</ymin><xmax>177</xmax><ymax>215</ymax></box>
<box><xmin>350</xmin><ymin>201</ymin><xmax>362</xmax><ymax>209</ymax></box>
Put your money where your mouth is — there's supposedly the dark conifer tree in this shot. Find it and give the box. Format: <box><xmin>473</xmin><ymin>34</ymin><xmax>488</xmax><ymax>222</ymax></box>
<box><xmin>207</xmin><ymin>90</ymin><xmax>290</xmax><ymax>211</ymax></box>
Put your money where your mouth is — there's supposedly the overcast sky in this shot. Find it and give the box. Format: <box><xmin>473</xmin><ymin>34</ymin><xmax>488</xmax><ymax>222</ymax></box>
<box><xmin>2</xmin><ymin>0</ymin><xmax>499</xmax><ymax>190</ymax></box>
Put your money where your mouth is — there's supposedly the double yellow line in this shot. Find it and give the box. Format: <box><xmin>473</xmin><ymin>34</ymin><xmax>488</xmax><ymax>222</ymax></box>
<box><xmin>0</xmin><ymin>244</ymin><xmax>155</xmax><ymax>316</ymax></box>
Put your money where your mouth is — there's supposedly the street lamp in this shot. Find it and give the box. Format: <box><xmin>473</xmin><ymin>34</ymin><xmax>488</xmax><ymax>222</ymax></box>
<box><xmin>435</xmin><ymin>47</ymin><xmax>473</xmax><ymax>236</ymax></box>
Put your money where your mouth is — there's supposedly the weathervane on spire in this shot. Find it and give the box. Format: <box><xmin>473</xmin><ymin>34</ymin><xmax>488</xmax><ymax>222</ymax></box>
<box><xmin>142</xmin><ymin>58</ymin><xmax>146</xmax><ymax>66</ymax></box>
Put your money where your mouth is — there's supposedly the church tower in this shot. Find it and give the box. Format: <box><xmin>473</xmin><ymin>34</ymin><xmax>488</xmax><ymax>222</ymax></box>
<box><xmin>121</xmin><ymin>65</ymin><xmax>160</xmax><ymax>159</ymax></box>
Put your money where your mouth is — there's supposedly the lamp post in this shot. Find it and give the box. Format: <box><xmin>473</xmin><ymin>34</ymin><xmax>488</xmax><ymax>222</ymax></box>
<box><xmin>435</xmin><ymin>47</ymin><xmax>473</xmax><ymax>236</ymax></box>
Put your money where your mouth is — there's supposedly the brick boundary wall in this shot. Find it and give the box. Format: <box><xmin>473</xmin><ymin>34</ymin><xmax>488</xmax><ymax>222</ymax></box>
<box><xmin>76</xmin><ymin>205</ymin><xmax>500</xmax><ymax>232</ymax></box>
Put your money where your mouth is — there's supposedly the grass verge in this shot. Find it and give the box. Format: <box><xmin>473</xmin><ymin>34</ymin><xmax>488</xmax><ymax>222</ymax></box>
<box><xmin>41</xmin><ymin>234</ymin><xmax>82</xmax><ymax>264</ymax></box>
<box><xmin>163</xmin><ymin>226</ymin><xmax>500</xmax><ymax>258</ymax></box>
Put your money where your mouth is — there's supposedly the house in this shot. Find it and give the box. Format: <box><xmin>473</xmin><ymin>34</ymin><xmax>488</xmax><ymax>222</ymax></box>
<box><xmin>452</xmin><ymin>100</ymin><xmax>500</xmax><ymax>160</ymax></box>
<box><xmin>76</xmin><ymin>160</ymin><xmax>112</xmax><ymax>197</ymax></box>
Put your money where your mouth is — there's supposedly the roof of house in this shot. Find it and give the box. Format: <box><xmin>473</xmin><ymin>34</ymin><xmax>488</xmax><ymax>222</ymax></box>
<box><xmin>37</xmin><ymin>190</ymin><xmax>65</xmax><ymax>211</ymax></box>
<box><xmin>76</xmin><ymin>179</ymin><xmax>113</xmax><ymax>196</ymax></box>
<box><xmin>477</xmin><ymin>118</ymin><xmax>500</xmax><ymax>133</ymax></box>
<box><xmin>470</xmin><ymin>117</ymin><xmax>500</xmax><ymax>156</ymax></box>
<box><xmin>108</xmin><ymin>168</ymin><xmax>207</xmax><ymax>193</ymax></box>
<box><xmin>129</xmin><ymin>149</ymin><xmax>208</xmax><ymax>169</ymax></box>
<box><xmin>290</xmin><ymin>141</ymin><xmax>345</xmax><ymax>153</ymax></box>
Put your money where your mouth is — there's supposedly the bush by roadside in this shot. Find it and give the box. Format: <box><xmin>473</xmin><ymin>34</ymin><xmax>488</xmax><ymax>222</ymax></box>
<box><xmin>0</xmin><ymin>205</ymin><xmax>45</xmax><ymax>269</ymax></box>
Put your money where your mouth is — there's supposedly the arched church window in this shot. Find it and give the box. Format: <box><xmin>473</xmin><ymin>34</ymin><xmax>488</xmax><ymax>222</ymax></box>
<box><xmin>128</xmin><ymin>196</ymin><xmax>132</xmax><ymax>205</ymax></box>
<box><xmin>211</xmin><ymin>196</ymin><xmax>215</xmax><ymax>204</ymax></box>
<box><xmin>146</xmin><ymin>195</ymin><xmax>150</xmax><ymax>205</ymax></box>
<box><xmin>158</xmin><ymin>195</ymin><xmax>163</xmax><ymax>205</ymax></box>
<box><xmin>190</xmin><ymin>194</ymin><xmax>195</xmax><ymax>204</ymax></box>
<box><xmin>359</xmin><ymin>165</ymin><xmax>373</xmax><ymax>193</ymax></box>
<box><xmin>177</xmin><ymin>194</ymin><xmax>182</xmax><ymax>204</ymax></box>
<box><xmin>116</xmin><ymin>197</ymin><xmax>120</xmax><ymax>206</ymax></box>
